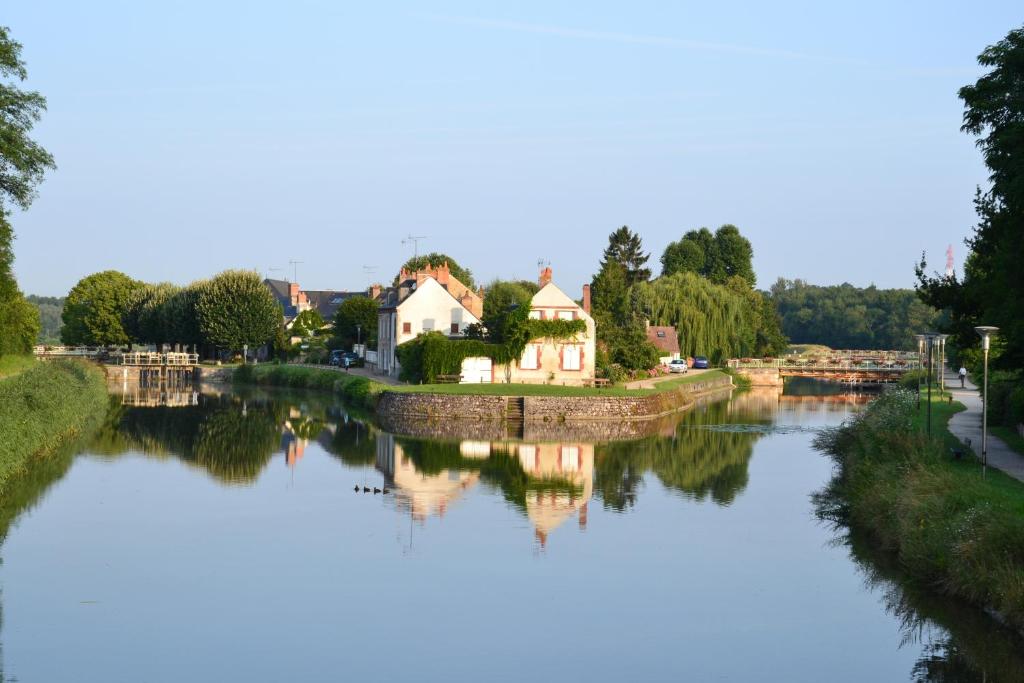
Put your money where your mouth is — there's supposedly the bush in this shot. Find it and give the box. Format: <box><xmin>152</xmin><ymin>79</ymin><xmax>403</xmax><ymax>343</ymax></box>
<box><xmin>233</xmin><ymin>363</ymin><xmax>384</xmax><ymax>411</ymax></box>
<box><xmin>0</xmin><ymin>360</ymin><xmax>108</xmax><ymax>494</ymax></box>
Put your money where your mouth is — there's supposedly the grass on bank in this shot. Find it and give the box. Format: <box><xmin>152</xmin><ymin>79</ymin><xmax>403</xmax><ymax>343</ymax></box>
<box><xmin>816</xmin><ymin>389</ymin><xmax>1024</xmax><ymax>632</ymax></box>
<box><xmin>0</xmin><ymin>354</ymin><xmax>37</xmax><ymax>380</ymax></box>
<box><xmin>234</xmin><ymin>363</ymin><xmax>730</xmax><ymax>401</ymax></box>
<box><xmin>0</xmin><ymin>359</ymin><xmax>109</xmax><ymax>495</ymax></box>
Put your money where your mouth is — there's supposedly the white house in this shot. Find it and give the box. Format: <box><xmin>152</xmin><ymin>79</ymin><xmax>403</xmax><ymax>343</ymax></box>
<box><xmin>377</xmin><ymin>272</ymin><xmax>482</xmax><ymax>378</ymax></box>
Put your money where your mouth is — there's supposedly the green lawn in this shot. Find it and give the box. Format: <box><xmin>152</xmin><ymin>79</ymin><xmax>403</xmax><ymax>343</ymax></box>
<box><xmin>913</xmin><ymin>393</ymin><xmax>1024</xmax><ymax>507</ymax></box>
<box><xmin>0</xmin><ymin>355</ymin><xmax>38</xmax><ymax>381</ymax></box>
<box><xmin>390</xmin><ymin>370</ymin><xmax>729</xmax><ymax>397</ymax></box>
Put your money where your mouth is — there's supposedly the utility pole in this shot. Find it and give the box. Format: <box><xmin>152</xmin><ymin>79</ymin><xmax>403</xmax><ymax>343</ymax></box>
<box><xmin>401</xmin><ymin>235</ymin><xmax>427</xmax><ymax>260</ymax></box>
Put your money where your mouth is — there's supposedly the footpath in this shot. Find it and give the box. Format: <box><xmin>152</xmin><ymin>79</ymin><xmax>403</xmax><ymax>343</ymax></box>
<box><xmin>943</xmin><ymin>366</ymin><xmax>1024</xmax><ymax>482</ymax></box>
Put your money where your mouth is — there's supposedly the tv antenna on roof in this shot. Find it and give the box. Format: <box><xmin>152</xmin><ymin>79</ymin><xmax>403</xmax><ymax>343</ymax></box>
<box><xmin>402</xmin><ymin>234</ymin><xmax>427</xmax><ymax>260</ymax></box>
<box><xmin>288</xmin><ymin>259</ymin><xmax>303</xmax><ymax>284</ymax></box>
<box><xmin>362</xmin><ymin>265</ymin><xmax>377</xmax><ymax>279</ymax></box>
<box><xmin>537</xmin><ymin>258</ymin><xmax>551</xmax><ymax>272</ymax></box>
<box><xmin>267</xmin><ymin>266</ymin><xmax>284</xmax><ymax>280</ymax></box>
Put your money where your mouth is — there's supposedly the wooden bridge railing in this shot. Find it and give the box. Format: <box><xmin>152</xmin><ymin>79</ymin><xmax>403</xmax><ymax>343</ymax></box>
<box><xmin>727</xmin><ymin>357</ymin><xmax>921</xmax><ymax>371</ymax></box>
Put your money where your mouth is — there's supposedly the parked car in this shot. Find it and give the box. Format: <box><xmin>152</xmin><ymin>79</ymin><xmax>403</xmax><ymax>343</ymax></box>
<box><xmin>328</xmin><ymin>350</ymin><xmax>345</xmax><ymax>366</ymax></box>
<box><xmin>693</xmin><ymin>356</ymin><xmax>710</xmax><ymax>369</ymax></box>
<box><xmin>667</xmin><ymin>359</ymin><xmax>689</xmax><ymax>374</ymax></box>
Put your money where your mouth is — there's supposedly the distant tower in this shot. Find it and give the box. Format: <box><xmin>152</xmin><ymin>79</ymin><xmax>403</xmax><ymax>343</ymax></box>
<box><xmin>945</xmin><ymin>244</ymin><xmax>955</xmax><ymax>278</ymax></box>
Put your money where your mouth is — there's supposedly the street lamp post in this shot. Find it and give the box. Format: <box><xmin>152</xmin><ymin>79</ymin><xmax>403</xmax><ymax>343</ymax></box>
<box><xmin>974</xmin><ymin>326</ymin><xmax>999</xmax><ymax>467</ymax></box>
<box><xmin>925</xmin><ymin>334</ymin><xmax>936</xmax><ymax>435</ymax></box>
<box><xmin>915</xmin><ymin>334</ymin><xmax>926</xmax><ymax>410</ymax></box>
<box><xmin>937</xmin><ymin>334</ymin><xmax>949</xmax><ymax>395</ymax></box>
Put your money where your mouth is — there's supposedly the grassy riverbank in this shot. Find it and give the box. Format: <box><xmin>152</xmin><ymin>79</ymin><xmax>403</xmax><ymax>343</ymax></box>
<box><xmin>0</xmin><ymin>354</ymin><xmax>36</xmax><ymax>379</ymax></box>
<box><xmin>0</xmin><ymin>360</ymin><xmax>109</xmax><ymax>495</ymax></box>
<box><xmin>234</xmin><ymin>364</ymin><xmax>730</xmax><ymax>403</ymax></box>
<box><xmin>815</xmin><ymin>389</ymin><xmax>1024</xmax><ymax>633</ymax></box>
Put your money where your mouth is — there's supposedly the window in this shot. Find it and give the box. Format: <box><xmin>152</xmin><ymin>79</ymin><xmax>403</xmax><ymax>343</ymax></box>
<box><xmin>520</xmin><ymin>344</ymin><xmax>540</xmax><ymax>370</ymax></box>
<box><xmin>422</xmin><ymin>318</ymin><xmax>435</xmax><ymax>331</ymax></box>
<box><xmin>556</xmin><ymin>310</ymin><xmax>574</xmax><ymax>321</ymax></box>
<box><xmin>560</xmin><ymin>446</ymin><xmax>580</xmax><ymax>472</ymax></box>
<box><xmin>562</xmin><ymin>345</ymin><xmax>581</xmax><ymax>371</ymax></box>
<box><xmin>528</xmin><ymin>310</ymin><xmax>542</xmax><ymax>320</ymax></box>
<box><xmin>451</xmin><ymin>323</ymin><xmax>460</xmax><ymax>334</ymax></box>
<box><xmin>657</xmin><ymin>330</ymin><xmax>666</xmax><ymax>338</ymax></box>
<box><xmin>402</xmin><ymin>322</ymin><xmax>411</xmax><ymax>334</ymax></box>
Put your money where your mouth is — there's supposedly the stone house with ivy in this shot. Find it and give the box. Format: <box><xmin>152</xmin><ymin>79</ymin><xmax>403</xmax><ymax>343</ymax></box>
<box><xmin>458</xmin><ymin>267</ymin><xmax>595</xmax><ymax>386</ymax></box>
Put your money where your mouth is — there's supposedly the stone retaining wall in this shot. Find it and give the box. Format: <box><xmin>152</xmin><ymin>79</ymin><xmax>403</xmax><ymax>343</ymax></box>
<box><xmin>376</xmin><ymin>375</ymin><xmax>733</xmax><ymax>425</ymax></box>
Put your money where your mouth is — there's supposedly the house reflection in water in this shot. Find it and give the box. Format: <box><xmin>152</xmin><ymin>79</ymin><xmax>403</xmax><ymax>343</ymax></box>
<box><xmin>375</xmin><ymin>434</ymin><xmax>483</xmax><ymax>521</ymax></box>
<box><xmin>375</xmin><ymin>434</ymin><xmax>594</xmax><ymax>545</ymax></box>
<box><xmin>512</xmin><ymin>442</ymin><xmax>594</xmax><ymax>547</ymax></box>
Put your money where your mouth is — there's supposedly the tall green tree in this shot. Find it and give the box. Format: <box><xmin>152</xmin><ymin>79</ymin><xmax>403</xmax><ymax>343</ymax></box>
<box><xmin>61</xmin><ymin>271</ymin><xmax>143</xmax><ymax>346</ymax></box>
<box><xmin>395</xmin><ymin>252</ymin><xmax>475</xmax><ymax>289</ymax></box>
<box><xmin>26</xmin><ymin>295</ymin><xmax>63</xmax><ymax>343</ymax></box>
<box><xmin>918</xmin><ymin>25</ymin><xmax>1024</xmax><ymax>367</ymax></box>
<box><xmin>332</xmin><ymin>296</ymin><xmax>379</xmax><ymax>349</ymax></box>
<box><xmin>122</xmin><ymin>282</ymin><xmax>180</xmax><ymax>347</ymax></box>
<box><xmin>601</xmin><ymin>226</ymin><xmax>651</xmax><ymax>285</ymax></box>
<box><xmin>661</xmin><ymin>225</ymin><xmax>755</xmax><ymax>286</ymax></box>
<box><xmin>195</xmin><ymin>270</ymin><xmax>281</xmax><ymax>354</ymax></box>
<box><xmin>291</xmin><ymin>309</ymin><xmax>325</xmax><ymax>338</ymax></box>
<box><xmin>0</xmin><ymin>27</ymin><xmax>54</xmax><ymax>356</ymax></box>
<box><xmin>481</xmin><ymin>279</ymin><xmax>537</xmax><ymax>343</ymax></box>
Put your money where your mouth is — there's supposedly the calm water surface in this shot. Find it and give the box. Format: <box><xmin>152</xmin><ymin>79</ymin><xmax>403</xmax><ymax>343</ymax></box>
<box><xmin>1</xmin><ymin>380</ymin><xmax>1021</xmax><ymax>682</ymax></box>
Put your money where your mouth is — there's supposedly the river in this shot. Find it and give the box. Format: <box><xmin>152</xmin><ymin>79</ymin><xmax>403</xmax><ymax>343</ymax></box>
<box><xmin>0</xmin><ymin>379</ymin><xmax>1021</xmax><ymax>682</ymax></box>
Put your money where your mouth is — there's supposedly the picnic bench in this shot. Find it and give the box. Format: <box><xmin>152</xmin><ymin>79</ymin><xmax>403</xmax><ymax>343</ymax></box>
<box><xmin>435</xmin><ymin>374</ymin><xmax>462</xmax><ymax>384</ymax></box>
<box><xmin>583</xmin><ymin>378</ymin><xmax>611</xmax><ymax>389</ymax></box>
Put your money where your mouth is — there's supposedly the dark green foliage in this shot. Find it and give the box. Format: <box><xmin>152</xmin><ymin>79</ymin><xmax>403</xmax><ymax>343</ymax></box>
<box><xmin>0</xmin><ymin>360</ymin><xmax>108</xmax><ymax>494</ymax></box>
<box><xmin>0</xmin><ymin>26</ymin><xmax>55</xmax><ymax>212</ymax></box>
<box><xmin>601</xmin><ymin>226</ymin><xmax>650</xmax><ymax>285</ymax></box>
<box><xmin>122</xmin><ymin>283</ymin><xmax>179</xmax><ymax>347</ymax></box>
<box><xmin>772</xmin><ymin>278</ymin><xmax>939</xmax><ymax>350</ymax></box>
<box><xmin>481</xmin><ymin>279</ymin><xmax>537</xmax><ymax>343</ymax></box>
<box><xmin>26</xmin><ymin>294</ymin><xmax>63</xmax><ymax>342</ymax></box>
<box><xmin>332</xmin><ymin>296</ymin><xmax>378</xmax><ymax>348</ymax></box>
<box><xmin>195</xmin><ymin>270</ymin><xmax>281</xmax><ymax>353</ymax></box>
<box><xmin>589</xmin><ymin>259</ymin><xmax>660</xmax><ymax>370</ymax></box>
<box><xmin>61</xmin><ymin>270</ymin><xmax>144</xmax><ymax>346</ymax></box>
<box><xmin>396</xmin><ymin>252</ymin><xmax>475</xmax><ymax>289</ymax></box>
<box><xmin>916</xmin><ymin>26</ymin><xmax>1024</xmax><ymax>368</ymax></box>
<box><xmin>0</xmin><ymin>29</ymin><xmax>53</xmax><ymax>358</ymax></box>
<box><xmin>0</xmin><ymin>291</ymin><xmax>39</xmax><ymax>354</ymax></box>
<box><xmin>661</xmin><ymin>225</ymin><xmax>755</xmax><ymax>286</ymax></box>
<box><xmin>631</xmin><ymin>272</ymin><xmax>785</xmax><ymax>362</ymax></box>
<box><xmin>233</xmin><ymin>364</ymin><xmax>385</xmax><ymax>411</ymax></box>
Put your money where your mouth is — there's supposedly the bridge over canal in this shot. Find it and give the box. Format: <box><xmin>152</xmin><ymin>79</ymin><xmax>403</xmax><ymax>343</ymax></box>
<box><xmin>727</xmin><ymin>351</ymin><xmax>920</xmax><ymax>387</ymax></box>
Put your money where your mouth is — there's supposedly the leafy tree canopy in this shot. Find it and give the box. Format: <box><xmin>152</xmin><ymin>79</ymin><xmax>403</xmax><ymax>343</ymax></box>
<box><xmin>332</xmin><ymin>296</ymin><xmax>378</xmax><ymax>349</ymax></box>
<box><xmin>291</xmin><ymin>309</ymin><xmax>325</xmax><ymax>338</ymax></box>
<box><xmin>481</xmin><ymin>279</ymin><xmax>538</xmax><ymax>343</ymax></box>
<box><xmin>395</xmin><ymin>252</ymin><xmax>475</xmax><ymax>289</ymax></box>
<box><xmin>195</xmin><ymin>270</ymin><xmax>281</xmax><ymax>353</ymax></box>
<box><xmin>662</xmin><ymin>225</ymin><xmax>755</xmax><ymax>287</ymax></box>
<box><xmin>62</xmin><ymin>271</ymin><xmax>143</xmax><ymax>346</ymax></box>
<box><xmin>601</xmin><ymin>226</ymin><xmax>650</xmax><ymax>285</ymax></box>
<box><xmin>917</xmin><ymin>25</ymin><xmax>1024</xmax><ymax>367</ymax></box>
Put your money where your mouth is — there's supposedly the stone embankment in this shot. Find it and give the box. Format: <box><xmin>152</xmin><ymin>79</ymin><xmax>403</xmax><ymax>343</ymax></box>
<box><xmin>376</xmin><ymin>374</ymin><xmax>734</xmax><ymax>425</ymax></box>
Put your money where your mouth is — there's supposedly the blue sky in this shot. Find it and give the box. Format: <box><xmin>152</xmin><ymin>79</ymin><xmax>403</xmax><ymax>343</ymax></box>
<box><xmin>5</xmin><ymin>1</ymin><xmax>1019</xmax><ymax>296</ymax></box>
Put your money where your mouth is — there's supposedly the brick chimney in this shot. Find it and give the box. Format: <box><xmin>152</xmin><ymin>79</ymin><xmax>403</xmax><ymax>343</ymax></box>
<box><xmin>539</xmin><ymin>266</ymin><xmax>553</xmax><ymax>288</ymax></box>
<box><xmin>582</xmin><ymin>284</ymin><xmax>591</xmax><ymax>314</ymax></box>
<box><xmin>369</xmin><ymin>284</ymin><xmax>382</xmax><ymax>300</ymax></box>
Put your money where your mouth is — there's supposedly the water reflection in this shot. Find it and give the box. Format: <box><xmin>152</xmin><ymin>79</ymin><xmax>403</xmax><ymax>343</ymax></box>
<box><xmin>2</xmin><ymin>381</ymin><xmax>1022</xmax><ymax>681</ymax></box>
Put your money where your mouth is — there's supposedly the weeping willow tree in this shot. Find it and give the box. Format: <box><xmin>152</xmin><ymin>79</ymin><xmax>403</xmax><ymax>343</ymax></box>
<box><xmin>631</xmin><ymin>272</ymin><xmax>755</xmax><ymax>362</ymax></box>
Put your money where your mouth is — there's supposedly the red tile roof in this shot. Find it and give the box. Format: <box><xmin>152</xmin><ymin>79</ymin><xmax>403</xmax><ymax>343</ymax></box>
<box><xmin>646</xmin><ymin>326</ymin><xmax>680</xmax><ymax>354</ymax></box>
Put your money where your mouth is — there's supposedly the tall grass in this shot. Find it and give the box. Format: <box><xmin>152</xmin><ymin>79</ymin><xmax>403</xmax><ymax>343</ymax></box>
<box><xmin>814</xmin><ymin>389</ymin><xmax>1024</xmax><ymax>632</ymax></box>
<box><xmin>0</xmin><ymin>360</ymin><xmax>109</xmax><ymax>495</ymax></box>
<box><xmin>234</xmin><ymin>364</ymin><xmax>384</xmax><ymax>411</ymax></box>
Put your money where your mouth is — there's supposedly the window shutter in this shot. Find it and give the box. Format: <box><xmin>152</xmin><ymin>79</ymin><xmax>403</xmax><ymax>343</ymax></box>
<box><xmin>536</xmin><ymin>345</ymin><xmax>541</xmax><ymax>368</ymax></box>
<box><xmin>559</xmin><ymin>346</ymin><xmax>564</xmax><ymax>370</ymax></box>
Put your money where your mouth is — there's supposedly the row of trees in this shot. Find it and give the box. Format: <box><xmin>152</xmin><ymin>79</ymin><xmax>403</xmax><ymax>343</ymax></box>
<box><xmin>590</xmin><ymin>225</ymin><xmax>786</xmax><ymax>370</ymax></box>
<box><xmin>61</xmin><ymin>270</ymin><xmax>282</xmax><ymax>355</ymax></box>
<box><xmin>915</xmin><ymin>25</ymin><xmax>1024</xmax><ymax>430</ymax></box>
<box><xmin>770</xmin><ymin>279</ymin><xmax>939</xmax><ymax>350</ymax></box>
<box><xmin>0</xmin><ymin>27</ymin><xmax>54</xmax><ymax>356</ymax></box>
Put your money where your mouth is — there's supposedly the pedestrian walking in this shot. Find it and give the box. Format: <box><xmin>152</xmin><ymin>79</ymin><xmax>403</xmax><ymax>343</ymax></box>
<box><xmin>959</xmin><ymin>366</ymin><xmax>967</xmax><ymax>388</ymax></box>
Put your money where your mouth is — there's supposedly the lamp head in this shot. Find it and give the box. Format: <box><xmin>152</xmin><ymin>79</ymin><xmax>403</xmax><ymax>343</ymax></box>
<box><xmin>974</xmin><ymin>326</ymin><xmax>999</xmax><ymax>351</ymax></box>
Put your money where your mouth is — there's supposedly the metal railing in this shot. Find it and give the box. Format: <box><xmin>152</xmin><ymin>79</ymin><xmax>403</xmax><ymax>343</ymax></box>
<box><xmin>119</xmin><ymin>352</ymin><xmax>199</xmax><ymax>366</ymax></box>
